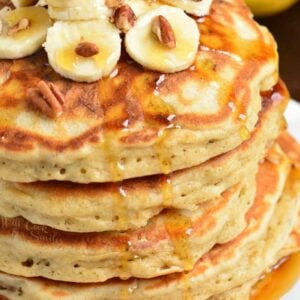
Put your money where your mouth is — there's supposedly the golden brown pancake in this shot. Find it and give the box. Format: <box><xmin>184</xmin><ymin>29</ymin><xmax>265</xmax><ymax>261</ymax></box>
<box><xmin>0</xmin><ymin>179</ymin><xmax>254</xmax><ymax>283</ymax></box>
<box><xmin>0</xmin><ymin>135</ymin><xmax>298</xmax><ymax>299</ymax></box>
<box><xmin>0</xmin><ymin>141</ymin><xmax>291</xmax><ymax>283</ymax></box>
<box><xmin>0</xmin><ymin>82</ymin><xmax>287</xmax><ymax>232</ymax></box>
<box><xmin>0</xmin><ymin>0</ymin><xmax>279</xmax><ymax>183</ymax></box>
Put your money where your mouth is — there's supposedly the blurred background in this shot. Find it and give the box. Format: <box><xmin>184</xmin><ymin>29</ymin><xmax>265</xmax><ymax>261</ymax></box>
<box><xmin>245</xmin><ymin>0</ymin><xmax>300</xmax><ymax>100</ymax></box>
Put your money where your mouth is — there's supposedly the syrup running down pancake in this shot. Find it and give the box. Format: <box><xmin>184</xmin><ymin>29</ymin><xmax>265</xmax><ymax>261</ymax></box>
<box><xmin>0</xmin><ymin>0</ymin><xmax>279</xmax><ymax>183</ymax></box>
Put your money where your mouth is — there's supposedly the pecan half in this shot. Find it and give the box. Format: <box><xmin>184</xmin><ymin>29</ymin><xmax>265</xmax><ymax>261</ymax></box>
<box><xmin>113</xmin><ymin>4</ymin><xmax>136</xmax><ymax>33</ymax></box>
<box><xmin>105</xmin><ymin>0</ymin><xmax>124</xmax><ymax>8</ymax></box>
<box><xmin>27</xmin><ymin>80</ymin><xmax>65</xmax><ymax>118</ymax></box>
<box><xmin>152</xmin><ymin>15</ymin><xmax>176</xmax><ymax>49</ymax></box>
<box><xmin>75</xmin><ymin>42</ymin><xmax>99</xmax><ymax>58</ymax></box>
<box><xmin>8</xmin><ymin>18</ymin><xmax>30</xmax><ymax>36</ymax></box>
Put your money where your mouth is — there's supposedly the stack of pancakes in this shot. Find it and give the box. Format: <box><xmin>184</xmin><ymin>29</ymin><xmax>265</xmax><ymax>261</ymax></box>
<box><xmin>0</xmin><ymin>0</ymin><xmax>299</xmax><ymax>299</ymax></box>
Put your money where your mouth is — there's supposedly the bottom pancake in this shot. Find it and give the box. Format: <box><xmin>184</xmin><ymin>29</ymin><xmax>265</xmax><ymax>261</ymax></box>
<box><xmin>0</xmin><ymin>135</ymin><xmax>298</xmax><ymax>298</ymax></box>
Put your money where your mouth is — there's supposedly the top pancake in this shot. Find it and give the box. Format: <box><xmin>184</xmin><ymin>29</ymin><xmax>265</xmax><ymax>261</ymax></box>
<box><xmin>0</xmin><ymin>0</ymin><xmax>279</xmax><ymax>182</ymax></box>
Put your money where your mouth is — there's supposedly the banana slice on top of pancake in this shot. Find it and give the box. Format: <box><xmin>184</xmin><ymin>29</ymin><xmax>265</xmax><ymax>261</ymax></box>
<box><xmin>161</xmin><ymin>0</ymin><xmax>213</xmax><ymax>16</ymax></box>
<box><xmin>46</xmin><ymin>0</ymin><xmax>111</xmax><ymax>20</ymax></box>
<box><xmin>44</xmin><ymin>19</ymin><xmax>121</xmax><ymax>82</ymax></box>
<box><xmin>0</xmin><ymin>6</ymin><xmax>51</xmax><ymax>59</ymax></box>
<box><xmin>125</xmin><ymin>5</ymin><xmax>200</xmax><ymax>73</ymax></box>
<box><xmin>123</xmin><ymin>0</ymin><xmax>160</xmax><ymax>17</ymax></box>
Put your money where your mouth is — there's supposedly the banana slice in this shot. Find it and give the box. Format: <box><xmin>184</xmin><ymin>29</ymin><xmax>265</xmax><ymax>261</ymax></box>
<box><xmin>124</xmin><ymin>0</ymin><xmax>160</xmax><ymax>17</ymax></box>
<box><xmin>44</xmin><ymin>20</ymin><xmax>121</xmax><ymax>82</ymax></box>
<box><xmin>160</xmin><ymin>0</ymin><xmax>213</xmax><ymax>17</ymax></box>
<box><xmin>48</xmin><ymin>5</ymin><xmax>111</xmax><ymax>20</ymax></box>
<box><xmin>46</xmin><ymin>0</ymin><xmax>102</xmax><ymax>7</ymax></box>
<box><xmin>0</xmin><ymin>7</ymin><xmax>51</xmax><ymax>59</ymax></box>
<box><xmin>125</xmin><ymin>5</ymin><xmax>200</xmax><ymax>73</ymax></box>
<box><xmin>36</xmin><ymin>0</ymin><xmax>47</xmax><ymax>6</ymax></box>
<box><xmin>11</xmin><ymin>0</ymin><xmax>38</xmax><ymax>7</ymax></box>
<box><xmin>46</xmin><ymin>0</ymin><xmax>111</xmax><ymax>20</ymax></box>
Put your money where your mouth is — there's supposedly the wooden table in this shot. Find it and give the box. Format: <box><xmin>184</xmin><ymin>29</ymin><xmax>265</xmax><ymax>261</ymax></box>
<box><xmin>258</xmin><ymin>3</ymin><xmax>300</xmax><ymax>100</ymax></box>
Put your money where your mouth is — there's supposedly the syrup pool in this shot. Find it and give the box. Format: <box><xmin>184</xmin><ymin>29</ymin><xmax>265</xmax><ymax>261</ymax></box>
<box><xmin>252</xmin><ymin>252</ymin><xmax>300</xmax><ymax>300</ymax></box>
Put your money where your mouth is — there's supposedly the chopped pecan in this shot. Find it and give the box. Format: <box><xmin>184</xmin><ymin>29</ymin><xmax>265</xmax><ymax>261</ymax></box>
<box><xmin>27</xmin><ymin>80</ymin><xmax>65</xmax><ymax>118</ymax></box>
<box><xmin>152</xmin><ymin>15</ymin><xmax>176</xmax><ymax>49</ymax></box>
<box><xmin>105</xmin><ymin>0</ymin><xmax>124</xmax><ymax>8</ymax></box>
<box><xmin>75</xmin><ymin>42</ymin><xmax>99</xmax><ymax>57</ymax></box>
<box><xmin>113</xmin><ymin>4</ymin><xmax>136</xmax><ymax>33</ymax></box>
<box><xmin>8</xmin><ymin>18</ymin><xmax>30</xmax><ymax>36</ymax></box>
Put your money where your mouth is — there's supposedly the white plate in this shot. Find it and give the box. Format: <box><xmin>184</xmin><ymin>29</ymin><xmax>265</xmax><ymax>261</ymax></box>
<box><xmin>282</xmin><ymin>100</ymin><xmax>300</xmax><ymax>300</ymax></box>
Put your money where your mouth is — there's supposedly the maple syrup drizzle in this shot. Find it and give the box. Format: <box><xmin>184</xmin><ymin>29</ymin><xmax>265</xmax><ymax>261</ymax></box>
<box><xmin>160</xmin><ymin>174</ymin><xmax>173</xmax><ymax>207</ymax></box>
<box><xmin>114</xmin><ymin>185</ymin><xmax>128</xmax><ymax>230</ymax></box>
<box><xmin>164</xmin><ymin>212</ymin><xmax>194</xmax><ymax>270</ymax></box>
<box><xmin>251</xmin><ymin>252</ymin><xmax>300</xmax><ymax>300</ymax></box>
<box><xmin>239</xmin><ymin>124</ymin><xmax>251</xmax><ymax>141</ymax></box>
<box><xmin>119</xmin><ymin>280</ymin><xmax>138</xmax><ymax>300</ymax></box>
<box><xmin>101</xmin><ymin>130</ymin><xmax>128</xmax><ymax>230</ymax></box>
<box><xmin>154</xmin><ymin>127</ymin><xmax>176</xmax><ymax>208</ymax></box>
<box><xmin>181</xmin><ymin>271</ymin><xmax>194</xmax><ymax>300</ymax></box>
<box><xmin>118</xmin><ymin>247</ymin><xmax>140</xmax><ymax>299</ymax></box>
<box><xmin>102</xmin><ymin>132</ymin><xmax>124</xmax><ymax>182</ymax></box>
<box><xmin>237</xmin><ymin>108</ymin><xmax>250</xmax><ymax>141</ymax></box>
<box><xmin>227</xmin><ymin>97</ymin><xmax>250</xmax><ymax>141</ymax></box>
<box><xmin>149</xmin><ymin>90</ymin><xmax>196</xmax><ymax>271</ymax></box>
<box><xmin>155</xmin><ymin>128</ymin><xmax>173</xmax><ymax>174</ymax></box>
<box><xmin>119</xmin><ymin>288</ymin><xmax>130</xmax><ymax>300</ymax></box>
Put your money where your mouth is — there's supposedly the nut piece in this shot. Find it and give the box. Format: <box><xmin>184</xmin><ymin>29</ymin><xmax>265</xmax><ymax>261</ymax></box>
<box><xmin>75</xmin><ymin>42</ymin><xmax>99</xmax><ymax>58</ymax></box>
<box><xmin>152</xmin><ymin>15</ymin><xmax>176</xmax><ymax>49</ymax></box>
<box><xmin>8</xmin><ymin>18</ymin><xmax>30</xmax><ymax>36</ymax></box>
<box><xmin>105</xmin><ymin>0</ymin><xmax>124</xmax><ymax>8</ymax></box>
<box><xmin>113</xmin><ymin>4</ymin><xmax>136</xmax><ymax>33</ymax></box>
<box><xmin>27</xmin><ymin>80</ymin><xmax>65</xmax><ymax>118</ymax></box>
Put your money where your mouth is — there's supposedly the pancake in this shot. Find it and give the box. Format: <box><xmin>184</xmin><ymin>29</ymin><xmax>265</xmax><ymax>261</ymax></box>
<box><xmin>210</xmin><ymin>279</ymin><xmax>255</xmax><ymax>300</ymax></box>
<box><xmin>0</xmin><ymin>177</ymin><xmax>255</xmax><ymax>283</ymax></box>
<box><xmin>0</xmin><ymin>137</ymin><xmax>298</xmax><ymax>299</ymax></box>
<box><xmin>203</xmin><ymin>134</ymin><xmax>300</xmax><ymax>300</ymax></box>
<box><xmin>0</xmin><ymin>0</ymin><xmax>279</xmax><ymax>183</ymax></box>
<box><xmin>213</xmin><ymin>181</ymin><xmax>300</xmax><ymax>300</ymax></box>
<box><xmin>0</xmin><ymin>141</ymin><xmax>291</xmax><ymax>283</ymax></box>
<box><xmin>0</xmin><ymin>83</ymin><xmax>287</xmax><ymax>232</ymax></box>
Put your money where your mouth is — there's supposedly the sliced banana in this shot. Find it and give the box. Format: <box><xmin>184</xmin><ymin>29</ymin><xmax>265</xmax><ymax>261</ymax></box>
<box><xmin>48</xmin><ymin>5</ymin><xmax>111</xmax><ymax>20</ymax></box>
<box><xmin>160</xmin><ymin>0</ymin><xmax>213</xmax><ymax>17</ymax></box>
<box><xmin>46</xmin><ymin>0</ymin><xmax>102</xmax><ymax>7</ymax></box>
<box><xmin>11</xmin><ymin>0</ymin><xmax>38</xmax><ymax>7</ymax></box>
<box><xmin>44</xmin><ymin>20</ymin><xmax>121</xmax><ymax>82</ymax></box>
<box><xmin>0</xmin><ymin>6</ymin><xmax>51</xmax><ymax>59</ymax></box>
<box><xmin>124</xmin><ymin>0</ymin><xmax>160</xmax><ymax>17</ymax></box>
<box><xmin>46</xmin><ymin>0</ymin><xmax>111</xmax><ymax>20</ymax></box>
<box><xmin>36</xmin><ymin>0</ymin><xmax>47</xmax><ymax>6</ymax></box>
<box><xmin>125</xmin><ymin>5</ymin><xmax>200</xmax><ymax>73</ymax></box>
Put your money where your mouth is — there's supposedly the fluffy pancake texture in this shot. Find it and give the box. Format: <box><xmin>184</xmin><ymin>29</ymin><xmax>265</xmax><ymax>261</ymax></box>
<box><xmin>0</xmin><ymin>0</ymin><xmax>279</xmax><ymax>183</ymax></box>
<box><xmin>0</xmin><ymin>178</ymin><xmax>254</xmax><ymax>283</ymax></box>
<box><xmin>0</xmin><ymin>84</ymin><xmax>286</xmax><ymax>232</ymax></box>
<box><xmin>0</xmin><ymin>137</ymin><xmax>298</xmax><ymax>299</ymax></box>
